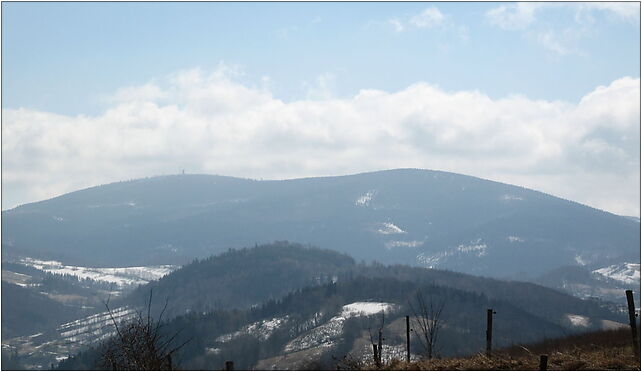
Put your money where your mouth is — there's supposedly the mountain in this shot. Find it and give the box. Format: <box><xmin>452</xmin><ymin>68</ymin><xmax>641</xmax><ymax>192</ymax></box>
<box><xmin>2</xmin><ymin>169</ymin><xmax>639</xmax><ymax>281</ymax></box>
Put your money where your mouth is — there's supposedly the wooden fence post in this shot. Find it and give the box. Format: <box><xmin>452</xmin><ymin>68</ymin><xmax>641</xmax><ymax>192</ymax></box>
<box><xmin>378</xmin><ymin>330</ymin><xmax>383</xmax><ymax>365</ymax></box>
<box><xmin>486</xmin><ymin>309</ymin><xmax>495</xmax><ymax>358</ymax></box>
<box><xmin>626</xmin><ymin>290</ymin><xmax>640</xmax><ymax>360</ymax></box>
<box><xmin>373</xmin><ymin>343</ymin><xmax>379</xmax><ymax>367</ymax></box>
<box><xmin>406</xmin><ymin>315</ymin><xmax>411</xmax><ymax>362</ymax></box>
<box><xmin>538</xmin><ymin>354</ymin><xmax>548</xmax><ymax>370</ymax></box>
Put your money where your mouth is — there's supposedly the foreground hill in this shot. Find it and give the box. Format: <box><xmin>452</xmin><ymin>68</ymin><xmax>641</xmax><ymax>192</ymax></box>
<box><xmin>360</xmin><ymin>328</ymin><xmax>640</xmax><ymax>370</ymax></box>
<box><xmin>57</xmin><ymin>274</ymin><xmax>629</xmax><ymax>370</ymax></box>
<box><xmin>3</xmin><ymin>169</ymin><xmax>639</xmax><ymax>284</ymax></box>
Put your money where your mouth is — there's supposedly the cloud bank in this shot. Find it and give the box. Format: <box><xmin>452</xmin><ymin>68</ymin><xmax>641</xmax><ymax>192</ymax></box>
<box><xmin>2</xmin><ymin>67</ymin><xmax>639</xmax><ymax>216</ymax></box>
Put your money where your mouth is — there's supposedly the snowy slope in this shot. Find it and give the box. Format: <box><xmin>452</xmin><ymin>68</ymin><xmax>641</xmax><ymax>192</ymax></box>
<box><xmin>19</xmin><ymin>257</ymin><xmax>177</xmax><ymax>287</ymax></box>
<box><xmin>285</xmin><ymin>302</ymin><xmax>397</xmax><ymax>352</ymax></box>
<box><xmin>2</xmin><ymin>306</ymin><xmax>137</xmax><ymax>370</ymax></box>
<box><xmin>593</xmin><ymin>263</ymin><xmax>641</xmax><ymax>285</ymax></box>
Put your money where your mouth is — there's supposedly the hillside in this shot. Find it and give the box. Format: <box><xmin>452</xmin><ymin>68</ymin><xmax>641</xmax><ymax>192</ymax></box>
<box><xmin>57</xmin><ymin>274</ymin><xmax>630</xmax><ymax>370</ymax></box>
<box><xmin>2</xmin><ymin>169</ymin><xmax>638</xmax><ymax>285</ymax></box>
<box><xmin>43</xmin><ymin>244</ymin><xmax>630</xmax><ymax>371</ymax></box>
<box><xmin>124</xmin><ymin>241</ymin><xmax>355</xmax><ymax>317</ymax></box>
<box><xmin>355</xmin><ymin>328</ymin><xmax>640</xmax><ymax>370</ymax></box>
<box><xmin>107</xmin><ymin>243</ymin><xmax>627</xmax><ymax>325</ymax></box>
<box><xmin>1</xmin><ymin>282</ymin><xmax>89</xmax><ymax>339</ymax></box>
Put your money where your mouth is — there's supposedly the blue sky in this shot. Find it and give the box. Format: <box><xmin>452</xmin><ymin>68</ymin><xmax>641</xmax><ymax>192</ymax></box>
<box><xmin>2</xmin><ymin>2</ymin><xmax>640</xmax><ymax>216</ymax></box>
<box><xmin>3</xmin><ymin>2</ymin><xmax>639</xmax><ymax>114</ymax></box>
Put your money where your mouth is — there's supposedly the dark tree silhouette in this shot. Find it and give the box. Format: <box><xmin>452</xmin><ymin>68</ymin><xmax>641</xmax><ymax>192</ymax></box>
<box><xmin>99</xmin><ymin>290</ymin><xmax>188</xmax><ymax>370</ymax></box>
<box><xmin>410</xmin><ymin>291</ymin><xmax>446</xmax><ymax>360</ymax></box>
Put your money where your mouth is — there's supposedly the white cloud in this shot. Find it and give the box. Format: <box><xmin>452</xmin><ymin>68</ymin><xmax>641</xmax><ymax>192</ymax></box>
<box><xmin>582</xmin><ymin>2</ymin><xmax>640</xmax><ymax>22</ymax></box>
<box><xmin>388</xmin><ymin>18</ymin><xmax>404</xmax><ymax>32</ymax></box>
<box><xmin>409</xmin><ymin>7</ymin><xmax>445</xmax><ymax>28</ymax></box>
<box><xmin>387</xmin><ymin>7</ymin><xmax>448</xmax><ymax>32</ymax></box>
<box><xmin>486</xmin><ymin>3</ymin><xmax>542</xmax><ymax>30</ymax></box>
<box><xmin>536</xmin><ymin>31</ymin><xmax>571</xmax><ymax>55</ymax></box>
<box><xmin>487</xmin><ymin>2</ymin><xmax>639</xmax><ymax>55</ymax></box>
<box><xmin>487</xmin><ymin>2</ymin><xmax>639</xmax><ymax>30</ymax></box>
<box><xmin>2</xmin><ymin>67</ymin><xmax>639</xmax><ymax>216</ymax></box>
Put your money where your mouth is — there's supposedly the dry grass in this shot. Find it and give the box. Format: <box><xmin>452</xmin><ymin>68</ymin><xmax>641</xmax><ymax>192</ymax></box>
<box><xmin>355</xmin><ymin>329</ymin><xmax>640</xmax><ymax>370</ymax></box>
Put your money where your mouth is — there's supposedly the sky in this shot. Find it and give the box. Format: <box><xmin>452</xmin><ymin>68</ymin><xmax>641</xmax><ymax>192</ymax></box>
<box><xmin>2</xmin><ymin>2</ymin><xmax>640</xmax><ymax>216</ymax></box>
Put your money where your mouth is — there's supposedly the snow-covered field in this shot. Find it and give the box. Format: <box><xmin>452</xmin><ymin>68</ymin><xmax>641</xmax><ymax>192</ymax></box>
<box><xmin>566</xmin><ymin>314</ymin><xmax>590</xmax><ymax>327</ymax></box>
<box><xmin>340</xmin><ymin>302</ymin><xmax>396</xmax><ymax>317</ymax></box>
<box><xmin>593</xmin><ymin>263</ymin><xmax>641</xmax><ymax>285</ymax></box>
<box><xmin>377</xmin><ymin>222</ymin><xmax>406</xmax><ymax>235</ymax></box>
<box><xmin>57</xmin><ymin>306</ymin><xmax>137</xmax><ymax>344</ymax></box>
<box><xmin>285</xmin><ymin>302</ymin><xmax>397</xmax><ymax>353</ymax></box>
<box><xmin>19</xmin><ymin>257</ymin><xmax>178</xmax><ymax>287</ymax></box>
<box><xmin>216</xmin><ymin>316</ymin><xmax>290</xmax><ymax>342</ymax></box>
<box><xmin>2</xmin><ymin>306</ymin><xmax>139</xmax><ymax>370</ymax></box>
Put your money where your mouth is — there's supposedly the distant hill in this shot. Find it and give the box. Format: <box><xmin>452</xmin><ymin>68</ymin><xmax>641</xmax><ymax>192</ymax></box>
<box><xmin>2</xmin><ymin>169</ymin><xmax>639</xmax><ymax>281</ymax></box>
<box><xmin>124</xmin><ymin>241</ymin><xmax>355</xmax><ymax>317</ymax></box>
<box><xmin>122</xmin><ymin>242</ymin><xmax>625</xmax><ymax>324</ymax></box>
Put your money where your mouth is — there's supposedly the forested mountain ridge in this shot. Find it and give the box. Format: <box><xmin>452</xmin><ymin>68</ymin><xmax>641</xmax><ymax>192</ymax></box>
<box><xmin>124</xmin><ymin>241</ymin><xmax>355</xmax><ymax>317</ymax></box>
<box><xmin>121</xmin><ymin>242</ymin><xmax>625</xmax><ymax>324</ymax></box>
<box><xmin>3</xmin><ymin>169</ymin><xmax>638</xmax><ymax>283</ymax></box>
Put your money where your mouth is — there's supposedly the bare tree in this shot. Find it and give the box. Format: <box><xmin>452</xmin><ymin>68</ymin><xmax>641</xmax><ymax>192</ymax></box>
<box><xmin>99</xmin><ymin>290</ymin><xmax>188</xmax><ymax>370</ymax></box>
<box><xmin>365</xmin><ymin>311</ymin><xmax>386</xmax><ymax>367</ymax></box>
<box><xmin>409</xmin><ymin>291</ymin><xmax>446</xmax><ymax>360</ymax></box>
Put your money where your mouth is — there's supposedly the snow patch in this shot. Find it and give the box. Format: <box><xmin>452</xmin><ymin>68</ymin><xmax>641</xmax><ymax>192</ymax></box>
<box><xmin>377</xmin><ymin>222</ymin><xmax>406</xmax><ymax>235</ymax></box>
<box><xmin>501</xmin><ymin>194</ymin><xmax>524</xmax><ymax>201</ymax></box>
<box><xmin>205</xmin><ymin>347</ymin><xmax>222</xmax><ymax>355</ymax></box>
<box><xmin>593</xmin><ymin>263</ymin><xmax>641</xmax><ymax>285</ymax></box>
<box><xmin>341</xmin><ymin>302</ymin><xmax>396</xmax><ymax>318</ymax></box>
<box><xmin>20</xmin><ymin>257</ymin><xmax>178</xmax><ymax>287</ymax></box>
<box><xmin>385</xmin><ymin>240</ymin><xmax>424</xmax><ymax>249</ymax></box>
<box><xmin>355</xmin><ymin>190</ymin><xmax>376</xmax><ymax>206</ymax></box>
<box><xmin>566</xmin><ymin>314</ymin><xmax>589</xmax><ymax>327</ymax></box>
<box><xmin>507</xmin><ymin>236</ymin><xmax>524</xmax><ymax>243</ymax></box>
<box><xmin>574</xmin><ymin>255</ymin><xmax>589</xmax><ymax>266</ymax></box>
<box><xmin>456</xmin><ymin>239</ymin><xmax>487</xmax><ymax>257</ymax></box>
<box><xmin>284</xmin><ymin>302</ymin><xmax>397</xmax><ymax>353</ymax></box>
<box><xmin>417</xmin><ymin>251</ymin><xmax>448</xmax><ymax>268</ymax></box>
<box><xmin>216</xmin><ymin>316</ymin><xmax>289</xmax><ymax>343</ymax></box>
